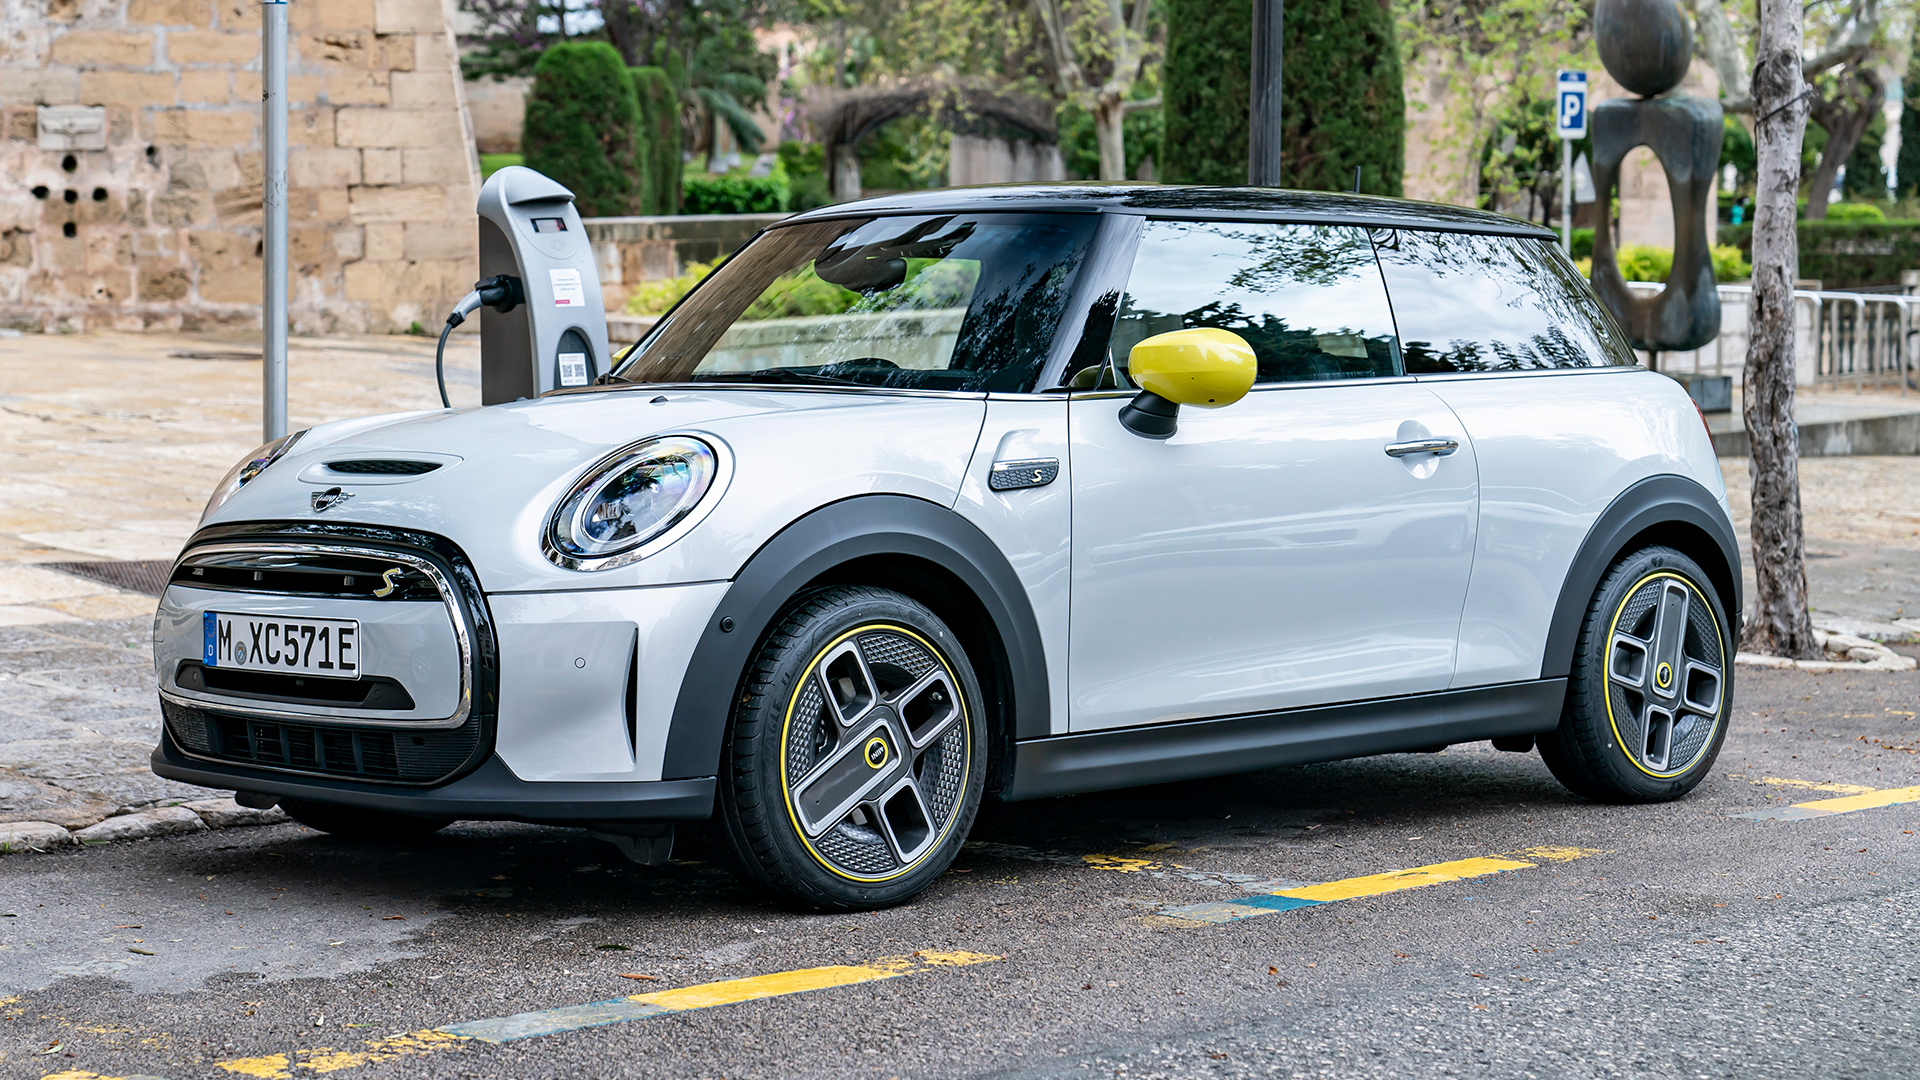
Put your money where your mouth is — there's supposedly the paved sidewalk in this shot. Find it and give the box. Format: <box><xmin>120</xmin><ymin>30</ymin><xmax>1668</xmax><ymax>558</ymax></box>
<box><xmin>0</xmin><ymin>330</ymin><xmax>478</xmax><ymax>837</ymax></box>
<box><xmin>0</xmin><ymin>334</ymin><xmax>1914</xmax><ymax>840</ymax></box>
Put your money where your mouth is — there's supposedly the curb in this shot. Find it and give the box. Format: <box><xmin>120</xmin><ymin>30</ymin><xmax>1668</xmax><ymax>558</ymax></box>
<box><xmin>1737</xmin><ymin>628</ymin><xmax>1919</xmax><ymax>673</ymax></box>
<box><xmin>0</xmin><ymin>797</ymin><xmax>287</xmax><ymax>855</ymax></box>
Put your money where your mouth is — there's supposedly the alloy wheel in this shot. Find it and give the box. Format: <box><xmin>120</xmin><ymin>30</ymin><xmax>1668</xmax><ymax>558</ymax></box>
<box><xmin>1604</xmin><ymin>571</ymin><xmax>1726</xmax><ymax>777</ymax></box>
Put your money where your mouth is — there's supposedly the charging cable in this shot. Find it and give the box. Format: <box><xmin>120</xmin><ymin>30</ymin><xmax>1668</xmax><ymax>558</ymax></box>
<box><xmin>436</xmin><ymin>275</ymin><xmax>523</xmax><ymax>408</ymax></box>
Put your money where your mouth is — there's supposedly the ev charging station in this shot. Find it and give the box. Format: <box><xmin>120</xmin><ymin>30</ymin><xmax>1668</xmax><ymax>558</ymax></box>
<box><xmin>469</xmin><ymin>166</ymin><xmax>613</xmax><ymax>406</ymax></box>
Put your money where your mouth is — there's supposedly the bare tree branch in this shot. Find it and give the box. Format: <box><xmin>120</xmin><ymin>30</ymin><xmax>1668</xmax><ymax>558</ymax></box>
<box><xmin>1693</xmin><ymin>0</ymin><xmax>1754</xmax><ymax>112</ymax></box>
<box><xmin>1802</xmin><ymin>0</ymin><xmax>1877</xmax><ymax>73</ymax></box>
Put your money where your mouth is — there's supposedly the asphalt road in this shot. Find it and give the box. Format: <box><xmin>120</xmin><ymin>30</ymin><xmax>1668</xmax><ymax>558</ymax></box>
<box><xmin>4</xmin><ymin>657</ymin><xmax>1918</xmax><ymax>1080</ymax></box>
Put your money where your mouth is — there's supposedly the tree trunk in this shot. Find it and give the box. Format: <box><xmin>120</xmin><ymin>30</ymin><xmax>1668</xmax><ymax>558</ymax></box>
<box><xmin>1742</xmin><ymin>0</ymin><xmax>1819</xmax><ymax>659</ymax></box>
<box><xmin>1805</xmin><ymin>71</ymin><xmax>1885</xmax><ymax>219</ymax></box>
<box><xmin>1092</xmin><ymin>96</ymin><xmax>1127</xmax><ymax>181</ymax></box>
<box><xmin>831</xmin><ymin>142</ymin><xmax>861</xmax><ymax>203</ymax></box>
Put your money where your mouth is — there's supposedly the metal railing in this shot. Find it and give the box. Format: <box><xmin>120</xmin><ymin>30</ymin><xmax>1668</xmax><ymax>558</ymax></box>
<box><xmin>1624</xmin><ymin>282</ymin><xmax>1917</xmax><ymax>393</ymax></box>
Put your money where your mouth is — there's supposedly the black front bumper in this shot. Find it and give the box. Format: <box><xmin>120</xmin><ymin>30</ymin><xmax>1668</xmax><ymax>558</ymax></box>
<box><xmin>152</xmin><ymin>727</ymin><xmax>715</xmax><ymax>825</ymax></box>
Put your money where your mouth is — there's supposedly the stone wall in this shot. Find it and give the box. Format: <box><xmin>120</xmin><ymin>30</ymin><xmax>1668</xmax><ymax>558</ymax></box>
<box><xmin>0</xmin><ymin>0</ymin><xmax>479</xmax><ymax>334</ymax></box>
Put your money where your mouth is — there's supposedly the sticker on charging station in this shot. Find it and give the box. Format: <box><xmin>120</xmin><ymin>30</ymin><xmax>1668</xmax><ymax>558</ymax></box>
<box><xmin>549</xmin><ymin>268</ymin><xmax>585</xmax><ymax>307</ymax></box>
<box><xmin>558</xmin><ymin>352</ymin><xmax>589</xmax><ymax>387</ymax></box>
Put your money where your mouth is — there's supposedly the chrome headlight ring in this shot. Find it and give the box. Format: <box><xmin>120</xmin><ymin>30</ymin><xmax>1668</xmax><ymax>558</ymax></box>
<box><xmin>201</xmin><ymin>430</ymin><xmax>307</xmax><ymax>523</ymax></box>
<box><xmin>543</xmin><ymin>435</ymin><xmax>728</xmax><ymax>572</ymax></box>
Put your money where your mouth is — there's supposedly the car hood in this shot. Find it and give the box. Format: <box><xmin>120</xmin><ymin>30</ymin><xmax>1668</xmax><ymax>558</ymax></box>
<box><xmin>199</xmin><ymin>388</ymin><xmax>987</xmax><ymax>592</ymax></box>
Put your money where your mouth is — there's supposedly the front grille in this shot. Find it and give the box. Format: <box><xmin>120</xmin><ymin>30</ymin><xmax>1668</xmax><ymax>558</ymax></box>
<box><xmin>164</xmin><ymin>699</ymin><xmax>480</xmax><ymax>784</ymax></box>
<box><xmin>326</xmin><ymin>459</ymin><xmax>442</xmax><ymax>475</ymax></box>
<box><xmin>176</xmin><ymin>661</ymin><xmax>416</xmax><ymax>710</ymax></box>
<box><xmin>171</xmin><ymin>554</ymin><xmax>440</xmax><ymax>602</ymax></box>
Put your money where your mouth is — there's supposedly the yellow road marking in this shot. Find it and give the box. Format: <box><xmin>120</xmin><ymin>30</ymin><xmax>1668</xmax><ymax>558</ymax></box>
<box><xmin>1082</xmin><ymin>854</ymin><xmax>1159</xmax><ymax>872</ymax></box>
<box><xmin>199</xmin><ymin>951</ymin><xmax>1001</xmax><ymax>1078</ymax></box>
<box><xmin>1159</xmin><ymin>848</ymin><xmax>1608</xmax><ymax>924</ymax></box>
<box><xmin>1789</xmin><ymin>785</ymin><xmax>1920</xmax><ymax>814</ymax></box>
<box><xmin>1758</xmin><ymin>776</ymin><xmax>1877</xmax><ymax>795</ymax></box>
<box><xmin>1273</xmin><ymin>856</ymin><xmax>1537</xmax><ymax>902</ymax></box>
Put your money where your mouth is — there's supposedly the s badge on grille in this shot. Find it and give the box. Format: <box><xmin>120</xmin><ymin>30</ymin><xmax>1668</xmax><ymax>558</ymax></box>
<box><xmin>372</xmin><ymin>568</ymin><xmax>404</xmax><ymax>597</ymax></box>
<box><xmin>311</xmin><ymin>487</ymin><xmax>355</xmax><ymax>512</ymax></box>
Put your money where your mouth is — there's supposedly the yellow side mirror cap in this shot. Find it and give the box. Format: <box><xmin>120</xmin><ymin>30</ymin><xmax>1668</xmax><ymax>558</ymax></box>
<box><xmin>1128</xmin><ymin>327</ymin><xmax>1257</xmax><ymax>409</ymax></box>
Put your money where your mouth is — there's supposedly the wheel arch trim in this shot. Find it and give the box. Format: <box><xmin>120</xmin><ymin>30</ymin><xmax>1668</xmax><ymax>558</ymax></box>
<box><xmin>660</xmin><ymin>494</ymin><xmax>1049</xmax><ymax>779</ymax></box>
<box><xmin>1541</xmin><ymin>473</ymin><xmax>1741</xmax><ymax>681</ymax></box>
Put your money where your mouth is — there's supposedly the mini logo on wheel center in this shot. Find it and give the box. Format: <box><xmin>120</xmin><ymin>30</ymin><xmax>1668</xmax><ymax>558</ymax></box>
<box><xmin>863</xmin><ymin>736</ymin><xmax>890</xmax><ymax>769</ymax></box>
<box><xmin>1655</xmin><ymin>661</ymin><xmax>1674</xmax><ymax>690</ymax></box>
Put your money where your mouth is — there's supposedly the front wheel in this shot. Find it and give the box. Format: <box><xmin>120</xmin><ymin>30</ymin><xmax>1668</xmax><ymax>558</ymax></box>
<box><xmin>718</xmin><ymin>586</ymin><xmax>987</xmax><ymax>911</ymax></box>
<box><xmin>1538</xmin><ymin>545</ymin><xmax>1733</xmax><ymax>803</ymax></box>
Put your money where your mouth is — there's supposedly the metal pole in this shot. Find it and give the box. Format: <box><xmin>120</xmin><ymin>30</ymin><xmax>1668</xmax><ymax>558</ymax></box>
<box><xmin>262</xmin><ymin>0</ymin><xmax>288</xmax><ymax>441</ymax></box>
<box><xmin>1561</xmin><ymin>137</ymin><xmax>1572</xmax><ymax>253</ymax></box>
<box><xmin>1248</xmin><ymin>0</ymin><xmax>1283</xmax><ymax>187</ymax></box>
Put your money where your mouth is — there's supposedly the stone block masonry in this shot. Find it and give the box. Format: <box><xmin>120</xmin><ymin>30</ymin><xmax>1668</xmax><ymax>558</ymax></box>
<box><xmin>0</xmin><ymin>0</ymin><xmax>480</xmax><ymax>333</ymax></box>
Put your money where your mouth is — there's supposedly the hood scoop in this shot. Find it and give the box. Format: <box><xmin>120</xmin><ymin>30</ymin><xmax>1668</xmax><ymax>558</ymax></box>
<box><xmin>326</xmin><ymin>459</ymin><xmax>443</xmax><ymax>476</ymax></box>
<box><xmin>295</xmin><ymin>454</ymin><xmax>461</xmax><ymax>487</ymax></box>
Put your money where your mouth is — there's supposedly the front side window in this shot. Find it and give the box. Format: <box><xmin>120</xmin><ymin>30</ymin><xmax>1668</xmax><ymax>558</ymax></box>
<box><xmin>1371</xmin><ymin>230</ymin><xmax>1638</xmax><ymax>372</ymax></box>
<box><xmin>614</xmin><ymin>213</ymin><xmax>1096</xmax><ymax>393</ymax></box>
<box><xmin>1098</xmin><ymin>220</ymin><xmax>1401</xmax><ymax>387</ymax></box>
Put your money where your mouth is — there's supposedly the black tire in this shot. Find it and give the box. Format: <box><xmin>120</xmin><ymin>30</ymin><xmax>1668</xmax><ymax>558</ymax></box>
<box><xmin>280</xmin><ymin>799</ymin><xmax>453</xmax><ymax>839</ymax></box>
<box><xmin>717</xmin><ymin>585</ymin><xmax>987</xmax><ymax>911</ymax></box>
<box><xmin>1538</xmin><ymin>545</ymin><xmax>1734</xmax><ymax>803</ymax></box>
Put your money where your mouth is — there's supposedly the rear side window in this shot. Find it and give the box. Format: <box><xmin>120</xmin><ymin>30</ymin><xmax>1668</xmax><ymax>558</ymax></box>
<box><xmin>1371</xmin><ymin>230</ymin><xmax>1637</xmax><ymax>372</ymax></box>
<box><xmin>1107</xmin><ymin>220</ymin><xmax>1400</xmax><ymax>385</ymax></box>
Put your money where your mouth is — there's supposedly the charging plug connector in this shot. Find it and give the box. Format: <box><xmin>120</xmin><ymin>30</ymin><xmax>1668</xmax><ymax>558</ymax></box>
<box><xmin>436</xmin><ymin>275</ymin><xmax>523</xmax><ymax>408</ymax></box>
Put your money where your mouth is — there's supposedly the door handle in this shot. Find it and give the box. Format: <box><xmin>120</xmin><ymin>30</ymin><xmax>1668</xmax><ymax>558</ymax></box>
<box><xmin>1384</xmin><ymin>437</ymin><xmax>1460</xmax><ymax>458</ymax></box>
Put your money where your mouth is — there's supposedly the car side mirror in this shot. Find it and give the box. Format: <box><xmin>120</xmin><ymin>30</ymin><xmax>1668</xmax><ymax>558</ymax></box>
<box><xmin>1118</xmin><ymin>328</ymin><xmax>1257</xmax><ymax>439</ymax></box>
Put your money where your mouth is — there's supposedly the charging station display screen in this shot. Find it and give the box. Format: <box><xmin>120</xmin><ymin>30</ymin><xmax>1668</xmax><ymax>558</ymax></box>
<box><xmin>530</xmin><ymin>217</ymin><xmax>567</xmax><ymax>233</ymax></box>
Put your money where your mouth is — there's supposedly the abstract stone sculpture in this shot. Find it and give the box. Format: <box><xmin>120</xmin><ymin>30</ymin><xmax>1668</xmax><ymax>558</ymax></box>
<box><xmin>1588</xmin><ymin>0</ymin><xmax>1723</xmax><ymax>353</ymax></box>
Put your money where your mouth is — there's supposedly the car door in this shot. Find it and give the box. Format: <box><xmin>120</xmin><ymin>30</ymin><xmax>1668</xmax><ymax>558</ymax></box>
<box><xmin>1066</xmin><ymin>220</ymin><xmax>1481</xmax><ymax>733</ymax></box>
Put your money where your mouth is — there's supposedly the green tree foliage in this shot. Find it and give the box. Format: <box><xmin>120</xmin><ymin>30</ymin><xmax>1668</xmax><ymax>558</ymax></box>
<box><xmin>523</xmin><ymin>41</ymin><xmax>642</xmax><ymax>216</ymax></box>
<box><xmin>1162</xmin><ymin>0</ymin><xmax>1404</xmax><ymax>194</ymax></box>
<box><xmin>1721</xmin><ymin>116</ymin><xmax>1756</xmax><ymax>192</ymax></box>
<box><xmin>1160</xmin><ymin>0</ymin><xmax>1250</xmax><ymax>185</ymax></box>
<box><xmin>1059</xmin><ymin>99</ymin><xmax>1162</xmax><ymax>179</ymax></box>
<box><xmin>1843</xmin><ymin>111</ymin><xmax>1888</xmax><ymax>199</ymax></box>
<box><xmin>631</xmin><ymin>66</ymin><xmax>683</xmax><ymax>214</ymax></box>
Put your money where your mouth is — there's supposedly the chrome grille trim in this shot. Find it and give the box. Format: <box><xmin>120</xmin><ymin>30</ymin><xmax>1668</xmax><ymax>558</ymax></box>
<box><xmin>158</xmin><ymin>541</ymin><xmax>475</xmax><ymax>732</ymax></box>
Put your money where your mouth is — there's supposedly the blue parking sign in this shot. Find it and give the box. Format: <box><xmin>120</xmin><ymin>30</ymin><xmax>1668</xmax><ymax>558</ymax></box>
<box><xmin>1556</xmin><ymin>70</ymin><xmax>1587</xmax><ymax>139</ymax></box>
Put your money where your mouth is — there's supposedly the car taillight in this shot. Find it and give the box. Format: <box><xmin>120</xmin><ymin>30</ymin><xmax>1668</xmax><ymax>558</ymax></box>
<box><xmin>1693</xmin><ymin>399</ymin><xmax>1712</xmax><ymax>440</ymax></box>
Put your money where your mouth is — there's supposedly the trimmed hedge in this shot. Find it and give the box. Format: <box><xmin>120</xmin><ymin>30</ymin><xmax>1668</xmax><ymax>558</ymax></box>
<box><xmin>630</xmin><ymin>66</ymin><xmax>682</xmax><ymax>215</ymax></box>
<box><xmin>1719</xmin><ymin>219</ymin><xmax>1920</xmax><ymax>289</ymax></box>
<box><xmin>1162</xmin><ymin>0</ymin><xmax>1403</xmax><ymax>194</ymax></box>
<box><xmin>1161</xmin><ymin>0</ymin><xmax>1250</xmax><ymax>185</ymax></box>
<box><xmin>682</xmin><ymin>158</ymin><xmax>790</xmax><ymax>215</ymax></box>
<box><xmin>523</xmin><ymin>42</ymin><xmax>641</xmax><ymax>217</ymax></box>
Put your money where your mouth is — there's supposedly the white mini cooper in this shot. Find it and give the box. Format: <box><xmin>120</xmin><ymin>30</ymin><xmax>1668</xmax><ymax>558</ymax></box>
<box><xmin>154</xmin><ymin>186</ymin><xmax>1739</xmax><ymax>910</ymax></box>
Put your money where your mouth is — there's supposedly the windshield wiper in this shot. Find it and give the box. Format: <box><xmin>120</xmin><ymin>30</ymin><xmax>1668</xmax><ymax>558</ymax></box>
<box><xmin>692</xmin><ymin>367</ymin><xmax>855</xmax><ymax>387</ymax></box>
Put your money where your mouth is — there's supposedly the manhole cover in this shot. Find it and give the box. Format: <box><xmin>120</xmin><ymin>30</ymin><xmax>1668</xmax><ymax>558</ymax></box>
<box><xmin>44</xmin><ymin>560</ymin><xmax>172</xmax><ymax>596</ymax></box>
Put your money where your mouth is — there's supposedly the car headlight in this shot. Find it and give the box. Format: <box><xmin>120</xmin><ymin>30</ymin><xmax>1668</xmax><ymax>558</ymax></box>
<box><xmin>201</xmin><ymin>430</ymin><xmax>306</xmax><ymax>522</ymax></box>
<box><xmin>545</xmin><ymin>436</ymin><xmax>717</xmax><ymax>570</ymax></box>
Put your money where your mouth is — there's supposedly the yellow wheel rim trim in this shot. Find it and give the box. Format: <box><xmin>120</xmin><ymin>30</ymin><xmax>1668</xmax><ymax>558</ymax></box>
<box><xmin>1601</xmin><ymin>570</ymin><xmax>1727</xmax><ymax>779</ymax></box>
<box><xmin>778</xmin><ymin>623</ymin><xmax>971</xmax><ymax>884</ymax></box>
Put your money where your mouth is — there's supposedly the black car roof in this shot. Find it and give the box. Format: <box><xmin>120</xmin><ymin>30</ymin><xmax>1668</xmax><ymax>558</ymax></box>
<box><xmin>781</xmin><ymin>183</ymin><xmax>1557</xmax><ymax>238</ymax></box>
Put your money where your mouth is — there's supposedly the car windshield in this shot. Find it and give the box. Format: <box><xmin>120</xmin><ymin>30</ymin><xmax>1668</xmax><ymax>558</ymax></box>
<box><xmin>611</xmin><ymin>213</ymin><xmax>1097</xmax><ymax>393</ymax></box>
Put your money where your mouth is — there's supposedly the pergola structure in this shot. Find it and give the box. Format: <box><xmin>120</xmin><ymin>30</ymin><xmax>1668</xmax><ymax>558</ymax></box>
<box><xmin>809</xmin><ymin>79</ymin><xmax>1057</xmax><ymax>200</ymax></box>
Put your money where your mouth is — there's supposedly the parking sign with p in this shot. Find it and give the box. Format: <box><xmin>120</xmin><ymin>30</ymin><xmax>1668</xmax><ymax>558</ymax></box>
<box><xmin>1556</xmin><ymin>70</ymin><xmax>1587</xmax><ymax>139</ymax></box>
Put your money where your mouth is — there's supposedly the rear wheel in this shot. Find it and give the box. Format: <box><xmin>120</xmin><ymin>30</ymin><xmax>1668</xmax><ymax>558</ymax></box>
<box><xmin>1539</xmin><ymin>545</ymin><xmax>1732</xmax><ymax>803</ymax></box>
<box><xmin>280</xmin><ymin>799</ymin><xmax>452</xmax><ymax>839</ymax></box>
<box><xmin>718</xmin><ymin>586</ymin><xmax>986</xmax><ymax>911</ymax></box>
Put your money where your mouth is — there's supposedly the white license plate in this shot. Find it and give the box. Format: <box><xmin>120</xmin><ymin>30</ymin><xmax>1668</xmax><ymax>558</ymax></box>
<box><xmin>203</xmin><ymin>612</ymin><xmax>361</xmax><ymax>679</ymax></box>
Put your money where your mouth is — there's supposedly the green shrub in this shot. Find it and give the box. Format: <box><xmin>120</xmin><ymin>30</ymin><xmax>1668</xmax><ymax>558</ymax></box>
<box><xmin>522</xmin><ymin>42</ymin><xmax>641</xmax><ymax>217</ymax></box>
<box><xmin>1824</xmin><ymin>201</ymin><xmax>1887</xmax><ymax>222</ymax></box>
<box><xmin>1569</xmin><ymin>228</ymin><xmax>1594</xmax><ymax>260</ymax></box>
<box><xmin>1058</xmin><ymin>100</ymin><xmax>1163</xmax><ymax>179</ymax></box>
<box><xmin>625</xmin><ymin>260</ymin><xmax>715</xmax><ymax>316</ymax></box>
<box><xmin>1572</xmin><ymin>244</ymin><xmax>1750</xmax><ymax>284</ymax></box>
<box><xmin>1720</xmin><ymin>219</ymin><xmax>1920</xmax><ymax>288</ymax></box>
<box><xmin>683</xmin><ymin>158</ymin><xmax>790</xmax><ymax>215</ymax></box>
<box><xmin>1161</xmin><ymin>0</ymin><xmax>1250</xmax><ymax>185</ymax></box>
<box><xmin>478</xmin><ymin>153</ymin><xmax>522</xmax><ymax>181</ymax></box>
<box><xmin>630</xmin><ymin>66</ymin><xmax>682</xmax><ymax>215</ymax></box>
<box><xmin>779</xmin><ymin>142</ymin><xmax>829</xmax><ymax>211</ymax></box>
<box><xmin>1162</xmin><ymin>0</ymin><xmax>1403</xmax><ymax>194</ymax></box>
